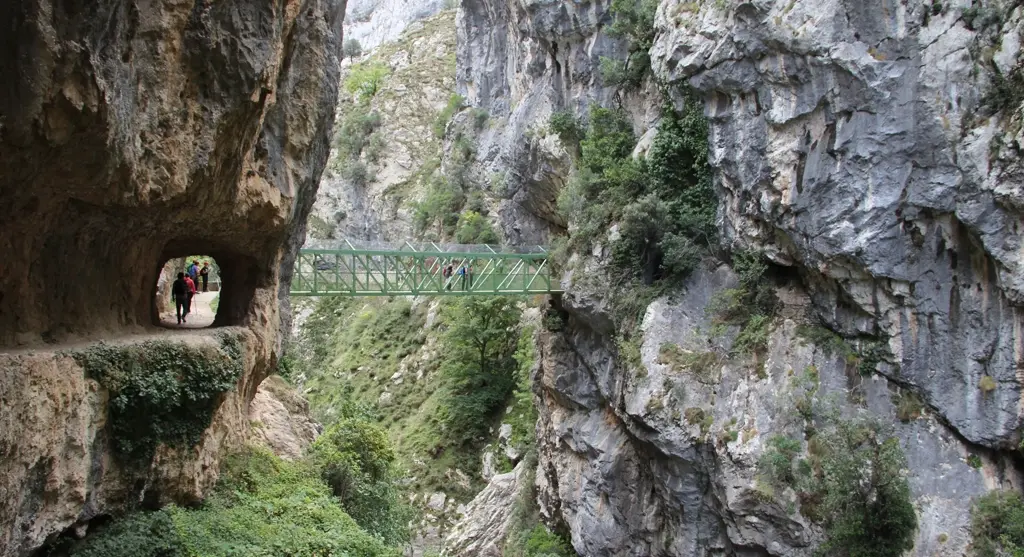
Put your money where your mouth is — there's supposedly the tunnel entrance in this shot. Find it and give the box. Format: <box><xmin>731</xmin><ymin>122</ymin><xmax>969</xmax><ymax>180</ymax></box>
<box><xmin>156</xmin><ymin>256</ymin><xmax>222</xmax><ymax>328</ymax></box>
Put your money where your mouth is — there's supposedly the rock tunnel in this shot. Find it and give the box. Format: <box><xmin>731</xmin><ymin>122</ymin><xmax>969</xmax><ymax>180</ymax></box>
<box><xmin>0</xmin><ymin>0</ymin><xmax>345</xmax><ymax>348</ymax></box>
<box><xmin>0</xmin><ymin>1</ymin><xmax>345</xmax><ymax>554</ymax></box>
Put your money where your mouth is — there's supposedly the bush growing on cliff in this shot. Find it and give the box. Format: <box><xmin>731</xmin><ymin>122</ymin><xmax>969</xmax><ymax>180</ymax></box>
<box><xmin>559</xmin><ymin>98</ymin><xmax>715</xmax><ymax>285</ymax></box>
<box><xmin>970</xmin><ymin>490</ymin><xmax>1024</xmax><ymax>557</ymax></box>
<box><xmin>454</xmin><ymin>210</ymin><xmax>500</xmax><ymax>244</ymax></box>
<box><xmin>345</xmin><ymin>61</ymin><xmax>391</xmax><ymax>101</ymax></box>
<box><xmin>65</xmin><ymin>448</ymin><xmax>402</xmax><ymax>557</ymax></box>
<box><xmin>549</xmin><ymin>110</ymin><xmax>583</xmax><ymax>146</ymax></box>
<box><xmin>71</xmin><ymin>334</ymin><xmax>245</xmax><ymax>463</ymax></box>
<box><xmin>600</xmin><ymin>0</ymin><xmax>658</xmax><ymax>89</ymax></box>
<box><xmin>756</xmin><ymin>418</ymin><xmax>917</xmax><ymax>557</ymax></box>
<box><xmin>435</xmin><ymin>93</ymin><xmax>465</xmax><ymax>138</ymax></box>
<box><xmin>413</xmin><ymin>174</ymin><xmax>465</xmax><ymax>238</ymax></box>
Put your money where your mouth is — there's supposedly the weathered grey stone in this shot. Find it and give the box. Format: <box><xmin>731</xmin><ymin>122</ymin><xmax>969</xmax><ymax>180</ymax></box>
<box><xmin>443</xmin><ymin>462</ymin><xmax>529</xmax><ymax>557</ymax></box>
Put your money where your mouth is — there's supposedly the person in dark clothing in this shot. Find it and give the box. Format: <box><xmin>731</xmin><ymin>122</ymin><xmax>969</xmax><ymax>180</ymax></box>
<box><xmin>172</xmin><ymin>272</ymin><xmax>189</xmax><ymax>324</ymax></box>
<box><xmin>458</xmin><ymin>264</ymin><xmax>467</xmax><ymax>290</ymax></box>
<box><xmin>444</xmin><ymin>264</ymin><xmax>454</xmax><ymax>291</ymax></box>
<box><xmin>200</xmin><ymin>262</ymin><xmax>210</xmax><ymax>292</ymax></box>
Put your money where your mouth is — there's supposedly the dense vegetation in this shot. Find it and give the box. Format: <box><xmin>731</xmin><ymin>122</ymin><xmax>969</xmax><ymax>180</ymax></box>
<box><xmin>556</xmin><ymin>98</ymin><xmax>714</xmax><ymax>287</ymax></box>
<box><xmin>71</xmin><ymin>333</ymin><xmax>245</xmax><ymax>463</ymax></box>
<box><xmin>599</xmin><ymin>0</ymin><xmax>658</xmax><ymax>88</ymax></box>
<box><xmin>56</xmin><ymin>448</ymin><xmax>402</xmax><ymax>557</ymax></box>
<box><xmin>296</xmin><ymin>295</ymin><xmax>529</xmax><ymax>500</ymax></box>
<box><xmin>757</xmin><ymin>414</ymin><xmax>917</xmax><ymax>557</ymax></box>
<box><xmin>437</xmin><ymin>297</ymin><xmax>522</xmax><ymax>447</ymax></box>
<box><xmin>970</xmin><ymin>490</ymin><xmax>1024</xmax><ymax>557</ymax></box>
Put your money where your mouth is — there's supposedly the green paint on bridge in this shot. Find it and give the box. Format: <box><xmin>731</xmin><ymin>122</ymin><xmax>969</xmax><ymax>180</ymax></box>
<box><xmin>290</xmin><ymin>240</ymin><xmax>562</xmax><ymax>296</ymax></box>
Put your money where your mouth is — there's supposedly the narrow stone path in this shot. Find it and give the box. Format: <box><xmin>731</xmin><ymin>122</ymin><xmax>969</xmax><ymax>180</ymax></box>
<box><xmin>160</xmin><ymin>291</ymin><xmax>219</xmax><ymax>329</ymax></box>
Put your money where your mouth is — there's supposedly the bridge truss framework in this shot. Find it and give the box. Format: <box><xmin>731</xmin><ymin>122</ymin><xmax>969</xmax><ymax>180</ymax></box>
<box><xmin>290</xmin><ymin>240</ymin><xmax>562</xmax><ymax>297</ymax></box>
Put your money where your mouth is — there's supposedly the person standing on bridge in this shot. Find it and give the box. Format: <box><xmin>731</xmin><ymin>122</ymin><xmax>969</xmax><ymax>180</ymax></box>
<box><xmin>200</xmin><ymin>261</ymin><xmax>210</xmax><ymax>292</ymax></box>
<box><xmin>172</xmin><ymin>272</ymin><xmax>189</xmax><ymax>324</ymax></box>
<box><xmin>458</xmin><ymin>264</ymin><xmax>467</xmax><ymax>290</ymax></box>
<box><xmin>444</xmin><ymin>263</ymin><xmax>454</xmax><ymax>291</ymax></box>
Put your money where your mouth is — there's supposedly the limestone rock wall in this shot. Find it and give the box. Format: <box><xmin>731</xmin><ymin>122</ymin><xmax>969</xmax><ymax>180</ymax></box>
<box><xmin>345</xmin><ymin>0</ymin><xmax>447</xmax><ymax>52</ymax></box>
<box><xmin>0</xmin><ymin>0</ymin><xmax>345</xmax><ymax>554</ymax></box>
<box><xmin>450</xmin><ymin>0</ymin><xmax>1024</xmax><ymax>554</ymax></box>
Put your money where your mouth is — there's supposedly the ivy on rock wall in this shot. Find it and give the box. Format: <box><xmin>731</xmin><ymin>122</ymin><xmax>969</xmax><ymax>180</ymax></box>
<box><xmin>70</xmin><ymin>333</ymin><xmax>245</xmax><ymax>464</ymax></box>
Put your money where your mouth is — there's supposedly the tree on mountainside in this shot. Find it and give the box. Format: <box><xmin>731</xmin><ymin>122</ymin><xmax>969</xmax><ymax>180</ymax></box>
<box><xmin>437</xmin><ymin>297</ymin><xmax>521</xmax><ymax>446</ymax></box>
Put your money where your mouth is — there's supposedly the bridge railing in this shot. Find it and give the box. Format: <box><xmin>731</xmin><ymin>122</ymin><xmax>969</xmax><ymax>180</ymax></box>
<box><xmin>291</xmin><ymin>242</ymin><xmax>560</xmax><ymax>296</ymax></box>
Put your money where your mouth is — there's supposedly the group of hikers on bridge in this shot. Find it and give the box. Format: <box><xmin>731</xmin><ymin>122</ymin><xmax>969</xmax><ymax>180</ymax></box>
<box><xmin>171</xmin><ymin>260</ymin><xmax>211</xmax><ymax>324</ymax></box>
<box><xmin>440</xmin><ymin>261</ymin><xmax>473</xmax><ymax>291</ymax></box>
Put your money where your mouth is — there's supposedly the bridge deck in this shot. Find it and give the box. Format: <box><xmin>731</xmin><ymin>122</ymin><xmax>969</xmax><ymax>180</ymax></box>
<box><xmin>291</xmin><ymin>241</ymin><xmax>562</xmax><ymax>297</ymax></box>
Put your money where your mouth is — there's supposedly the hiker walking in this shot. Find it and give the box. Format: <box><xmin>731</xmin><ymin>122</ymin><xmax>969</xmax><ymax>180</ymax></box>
<box><xmin>200</xmin><ymin>261</ymin><xmax>210</xmax><ymax>292</ymax></box>
<box><xmin>172</xmin><ymin>272</ymin><xmax>189</xmax><ymax>324</ymax></box>
<box><xmin>183</xmin><ymin>273</ymin><xmax>197</xmax><ymax>321</ymax></box>
<box><xmin>444</xmin><ymin>263</ymin><xmax>454</xmax><ymax>291</ymax></box>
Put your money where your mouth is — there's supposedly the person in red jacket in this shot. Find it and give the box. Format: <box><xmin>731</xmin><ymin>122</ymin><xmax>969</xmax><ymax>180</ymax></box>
<box><xmin>183</xmin><ymin>274</ymin><xmax>197</xmax><ymax>322</ymax></box>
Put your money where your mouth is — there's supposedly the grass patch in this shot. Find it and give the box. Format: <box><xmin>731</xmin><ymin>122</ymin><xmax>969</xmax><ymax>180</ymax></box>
<box><xmin>60</xmin><ymin>448</ymin><xmax>402</xmax><ymax>557</ymax></box>
<box><xmin>894</xmin><ymin>389</ymin><xmax>924</xmax><ymax>422</ymax></box>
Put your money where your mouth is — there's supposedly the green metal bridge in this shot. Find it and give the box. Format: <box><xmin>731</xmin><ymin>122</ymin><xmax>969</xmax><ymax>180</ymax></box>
<box><xmin>290</xmin><ymin>240</ymin><xmax>562</xmax><ymax>297</ymax></box>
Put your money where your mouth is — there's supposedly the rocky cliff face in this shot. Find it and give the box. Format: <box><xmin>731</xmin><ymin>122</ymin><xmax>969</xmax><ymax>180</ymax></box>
<box><xmin>345</xmin><ymin>0</ymin><xmax>447</xmax><ymax>51</ymax></box>
<box><xmin>0</xmin><ymin>0</ymin><xmax>344</xmax><ymax>554</ymax></box>
<box><xmin>450</xmin><ymin>0</ymin><xmax>1024</xmax><ymax>554</ymax></box>
<box><xmin>312</xmin><ymin>10</ymin><xmax>457</xmax><ymax>242</ymax></box>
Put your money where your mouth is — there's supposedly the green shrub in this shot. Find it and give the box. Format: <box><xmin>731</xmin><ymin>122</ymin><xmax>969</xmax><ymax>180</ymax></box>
<box><xmin>895</xmin><ymin>390</ymin><xmax>924</xmax><ymax>422</ymax></box>
<box><xmin>523</xmin><ymin>525</ymin><xmax>574</xmax><ymax>556</ymax></box>
<box><xmin>813</xmin><ymin>420</ymin><xmax>917</xmax><ymax>557</ymax></box>
<box><xmin>344</xmin><ymin>61</ymin><xmax>391</xmax><ymax>101</ymax></box>
<box><xmin>455</xmin><ymin>210</ymin><xmax>500</xmax><ymax>244</ymax></box>
<box><xmin>601</xmin><ymin>0</ymin><xmax>658</xmax><ymax>89</ymax></box>
<box><xmin>71</xmin><ymin>334</ymin><xmax>245</xmax><ymax>463</ymax></box>
<box><xmin>413</xmin><ymin>175</ymin><xmax>465</xmax><ymax>237</ymax></box>
<box><xmin>340</xmin><ymin>159</ymin><xmax>370</xmax><ymax>187</ymax></box>
<box><xmin>971</xmin><ymin>490</ymin><xmax>1024</xmax><ymax>557</ymax></box>
<box><xmin>983</xmin><ymin>64</ymin><xmax>1024</xmax><ymax>115</ymax></box>
<box><xmin>434</xmin><ymin>93</ymin><xmax>465</xmax><ymax>138</ymax></box>
<box><xmin>67</xmin><ymin>448</ymin><xmax>401</xmax><ymax>557</ymax></box>
<box><xmin>549</xmin><ymin>110</ymin><xmax>583</xmax><ymax>146</ymax></box>
<box><xmin>758</xmin><ymin>436</ymin><xmax>804</xmax><ymax>488</ymax></box>
<box><xmin>560</xmin><ymin>97</ymin><xmax>715</xmax><ymax>286</ymax></box>
<box><xmin>311</xmin><ymin>418</ymin><xmax>412</xmax><ymax>544</ymax></box>
<box><xmin>506</xmin><ymin>327</ymin><xmax>540</xmax><ymax>455</ymax></box>
<box><xmin>471</xmin><ymin>107</ymin><xmax>490</xmax><ymax>130</ymax></box>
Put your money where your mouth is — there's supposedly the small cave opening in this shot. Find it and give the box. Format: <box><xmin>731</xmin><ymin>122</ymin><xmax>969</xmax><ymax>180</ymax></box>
<box><xmin>152</xmin><ymin>248</ymin><xmax>261</xmax><ymax>329</ymax></box>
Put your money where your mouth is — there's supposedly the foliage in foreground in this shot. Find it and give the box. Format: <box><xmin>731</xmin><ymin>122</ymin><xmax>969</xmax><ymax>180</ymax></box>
<box><xmin>971</xmin><ymin>490</ymin><xmax>1024</xmax><ymax>557</ymax></box>
<box><xmin>71</xmin><ymin>334</ymin><xmax>244</xmax><ymax>463</ymax></box>
<box><xmin>65</xmin><ymin>448</ymin><xmax>402</xmax><ymax>557</ymax></box>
